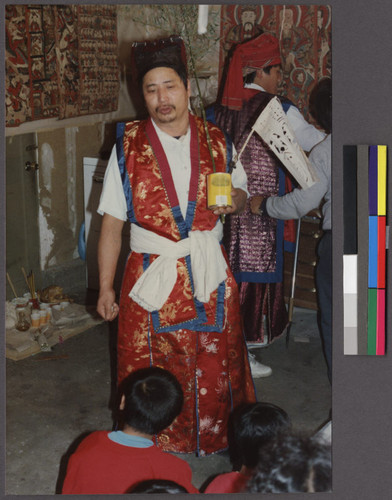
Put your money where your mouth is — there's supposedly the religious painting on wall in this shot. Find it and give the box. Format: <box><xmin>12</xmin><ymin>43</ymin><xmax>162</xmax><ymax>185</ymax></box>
<box><xmin>5</xmin><ymin>4</ymin><xmax>120</xmax><ymax>127</ymax></box>
<box><xmin>219</xmin><ymin>4</ymin><xmax>331</xmax><ymax>120</ymax></box>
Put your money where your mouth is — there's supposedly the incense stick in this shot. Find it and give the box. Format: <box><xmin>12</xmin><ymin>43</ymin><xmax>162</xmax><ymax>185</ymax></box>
<box><xmin>21</xmin><ymin>267</ymin><xmax>37</xmax><ymax>299</ymax></box>
<box><xmin>6</xmin><ymin>272</ymin><xmax>18</xmax><ymax>298</ymax></box>
<box><xmin>31</xmin><ymin>271</ymin><xmax>36</xmax><ymax>299</ymax></box>
<box><xmin>21</xmin><ymin>267</ymin><xmax>29</xmax><ymax>288</ymax></box>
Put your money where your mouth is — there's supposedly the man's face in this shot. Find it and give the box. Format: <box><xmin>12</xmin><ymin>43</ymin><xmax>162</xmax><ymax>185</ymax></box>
<box><xmin>259</xmin><ymin>65</ymin><xmax>283</xmax><ymax>94</ymax></box>
<box><xmin>142</xmin><ymin>67</ymin><xmax>190</xmax><ymax>130</ymax></box>
<box><xmin>241</xmin><ymin>10</ymin><xmax>256</xmax><ymax>26</ymax></box>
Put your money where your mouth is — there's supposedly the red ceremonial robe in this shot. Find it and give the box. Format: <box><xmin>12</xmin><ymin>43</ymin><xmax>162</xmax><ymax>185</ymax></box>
<box><xmin>115</xmin><ymin>114</ymin><xmax>256</xmax><ymax>456</ymax></box>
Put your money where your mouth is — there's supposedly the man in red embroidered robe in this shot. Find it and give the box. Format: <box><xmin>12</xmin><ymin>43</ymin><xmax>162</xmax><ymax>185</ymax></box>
<box><xmin>96</xmin><ymin>36</ymin><xmax>256</xmax><ymax>456</ymax></box>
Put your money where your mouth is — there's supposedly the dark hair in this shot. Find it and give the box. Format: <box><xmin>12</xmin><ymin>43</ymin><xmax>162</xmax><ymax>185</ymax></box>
<box><xmin>128</xmin><ymin>479</ymin><xmax>189</xmax><ymax>494</ymax></box>
<box><xmin>121</xmin><ymin>367</ymin><xmax>183</xmax><ymax>435</ymax></box>
<box><xmin>132</xmin><ymin>35</ymin><xmax>188</xmax><ymax>90</ymax></box>
<box><xmin>246</xmin><ymin>433</ymin><xmax>332</xmax><ymax>493</ymax></box>
<box><xmin>228</xmin><ymin>402</ymin><xmax>291</xmax><ymax>469</ymax></box>
<box><xmin>243</xmin><ymin>64</ymin><xmax>280</xmax><ymax>85</ymax></box>
<box><xmin>309</xmin><ymin>77</ymin><xmax>332</xmax><ymax>133</ymax></box>
<box><xmin>243</xmin><ymin>70</ymin><xmax>257</xmax><ymax>85</ymax></box>
<box><xmin>262</xmin><ymin>64</ymin><xmax>278</xmax><ymax>75</ymax></box>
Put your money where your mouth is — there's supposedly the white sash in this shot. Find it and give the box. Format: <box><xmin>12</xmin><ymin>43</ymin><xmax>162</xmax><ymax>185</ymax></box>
<box><xmin>129</xmin><ymin>223</ymin><xmax>227</xmax><ymax>312</ymax></box>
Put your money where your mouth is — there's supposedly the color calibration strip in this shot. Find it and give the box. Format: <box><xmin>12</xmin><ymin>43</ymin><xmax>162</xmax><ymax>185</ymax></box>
<box><xmin>368</xmin><ymin>145</ymin><xmax>387</xmax><ymax>355</ymax></box>
<box><xmin>343</xmin><ymin>145</ymin><xmax>388</xmax><ymax>355</ymax></box>
<box><xmin>343</xmin><ymin>146</ymin><xmax>358</xmax><ymax>354</ymax></box>
<box><xmin>356</xmin><ymin>145</ymin><xmax>369</xmax><ymax>354</ymax></box>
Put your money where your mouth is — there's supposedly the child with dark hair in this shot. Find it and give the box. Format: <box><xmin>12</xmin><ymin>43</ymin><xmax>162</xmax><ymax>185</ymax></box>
<box><xmin>129</xmin><ymin>479</ymin><xmax>189</xmax><ymax>494</ymax></box>
<box><xmin>62</xmin><ymin>367</ymin><xmax>198</xmax><ymax>494</ymax></box>
<box><xmin>246</xmin><ymin>433</ymin><xmax>332</xmax><ymax>493</ymax></box>
<box><xmin>204</xmin><ymin>402</ymin><xmax>291</xmax><ymax>493</ymax></box>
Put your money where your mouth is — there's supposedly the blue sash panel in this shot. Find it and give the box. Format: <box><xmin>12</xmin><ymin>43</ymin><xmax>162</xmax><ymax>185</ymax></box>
<box><xmin>368</xmin><ymin>216</ymin><xmax>378</xmax><ymax>288</ymax></box>
<box><xmin>151</xmin><ymin>280</ymin><xmax>226</xmax><ymax>333</ymax></box>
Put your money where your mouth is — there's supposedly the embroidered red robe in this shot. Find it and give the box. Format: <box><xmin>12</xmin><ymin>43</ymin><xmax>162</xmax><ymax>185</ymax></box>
<box><xmin>116</xmin><ymin>114</ymin><xmax>256</xmax><ymax>455</ymax></box>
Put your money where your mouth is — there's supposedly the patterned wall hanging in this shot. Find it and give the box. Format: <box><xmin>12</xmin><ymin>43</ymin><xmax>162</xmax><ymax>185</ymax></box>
<box><xmin>5</xmin><ymin>4</ymin><xmax>120</xmax><ymax>127</ymax></box>
<box><xmin>219</xmin><ymin>4</ymin><xmax>331</xmax><ymax>120</ymax></box>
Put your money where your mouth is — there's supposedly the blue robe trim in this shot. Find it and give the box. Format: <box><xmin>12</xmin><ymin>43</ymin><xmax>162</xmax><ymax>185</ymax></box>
<box><xmin>116</xmin><ymin>122</ymin><xmax>137</xmax><ymax>225</ymax></box>
<box><xmin>185</xmin><ymin>200</ymin><xmax>197</xmax><ymax>233</ymax></box>
<box><xmin>284</xmin><ymin>240</ymin><xmax>296</xmax><ymax>253</ymax></box>
<box><xmin>171</xmin><ymin>205</ymin><xmax>189</xmax><ymax>240</ymax></box>
<box><xmin>194</xmin><ymin>340</ymin><xmax>201</xmax><ymax>456</ymax></box>
<box><xmin>275</xmin><ymin>164</ymin><xmax>286</xmax><ymax>281</ymax></box>
<box><xmin>279</xmin><ymin>103</ymin><xmax>297</xmax><ymax>256</ymax></box>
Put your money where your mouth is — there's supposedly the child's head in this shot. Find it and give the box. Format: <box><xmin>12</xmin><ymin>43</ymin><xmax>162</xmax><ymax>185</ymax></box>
<box><xmin>309</xmin><ymin>77</ymin><xmax>332</xmax><ymax>133</ymax></box>
<box><xmin>228</xmin><ymin>402</ymin><xmax>291</xmax><ymax>469</ymax></box>
<box><xmin>128</xmin><ymin>479</ymin><xmax>189</xmax><ymax>494</ymax></box>
<box><xmin>121</xmin><ymin>366</ymin><xmax>183</xmax><ymax>436</ymax></box>
<box><xmin>246</xmin><ymin>433</ymin><xmax>332</xmax><ymax>493</ymax></box>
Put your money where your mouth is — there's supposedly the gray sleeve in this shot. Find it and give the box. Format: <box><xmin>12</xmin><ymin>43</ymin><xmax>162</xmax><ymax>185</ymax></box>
<box><xmin>286</xmin><ymin>105</ymin><xmax>326</xmax><ymax>152</ymax></box>
<box><xmin>266</xmin><ymin>140</ymin><xmax>330</xmax><ymax>220</ymax></box>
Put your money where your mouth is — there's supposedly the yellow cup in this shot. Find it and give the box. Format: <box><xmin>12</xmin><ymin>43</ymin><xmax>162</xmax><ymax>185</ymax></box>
<box><xmin>207</xmin><ymin>173</ymin><xmax>232</xmax><ymax>209</ymax></box>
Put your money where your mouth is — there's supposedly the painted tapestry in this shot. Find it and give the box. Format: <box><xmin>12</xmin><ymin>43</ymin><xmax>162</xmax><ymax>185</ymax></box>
<box><xmin>220</xmin><ymin>4</ymin><xmax>331</xmax><ymax>120</ymax></box>
<box><xmin>5</xmin><ymin>4</ymin><xmax>120</xmax><ymax>127</ymax></box>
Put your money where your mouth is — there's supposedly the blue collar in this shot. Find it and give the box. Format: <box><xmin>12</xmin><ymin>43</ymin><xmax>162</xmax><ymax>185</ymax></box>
<box><xmin>108</xmin><ymin>431</ymin><xmax>153</xmax><ymax>448</ymax></box>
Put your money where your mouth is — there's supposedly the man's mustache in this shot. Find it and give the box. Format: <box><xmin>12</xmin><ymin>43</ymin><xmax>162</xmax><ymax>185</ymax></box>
<box><xmin>156</xmin><ymin>104</ymin><xmax>176</xmax><ymax>112</ymax></box>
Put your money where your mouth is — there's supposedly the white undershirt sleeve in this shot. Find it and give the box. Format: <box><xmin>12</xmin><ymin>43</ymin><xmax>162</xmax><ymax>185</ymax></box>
<box><xmin>231</xmin><ymin>144</ymin><xmax>249</xmax><ymax>197</ymax></box>
<box><xmin>97</xmin><ymin>145</ymin><xmax>128</xmax><ymax>221</ymax></box>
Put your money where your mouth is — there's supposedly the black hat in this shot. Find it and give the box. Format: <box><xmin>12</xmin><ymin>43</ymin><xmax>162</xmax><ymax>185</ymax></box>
<box><xmin>131</xmin><ymin>35</ymin><xmax>188</xmax><ymax>85</ymax></box>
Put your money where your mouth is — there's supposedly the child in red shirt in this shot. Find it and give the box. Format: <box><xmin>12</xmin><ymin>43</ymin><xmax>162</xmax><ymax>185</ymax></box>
<box><xmin>204</xmin><ymin>402</ymin><xmax>291</xmax><ymax>493</ymax></box>
<box><xmin>62</xmin><ymin>367</ymin><xmax>198</xmax><ymax>494</ymax></box>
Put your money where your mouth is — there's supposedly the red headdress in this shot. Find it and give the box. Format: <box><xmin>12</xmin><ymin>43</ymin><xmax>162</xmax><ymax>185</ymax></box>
<box><xmin>221</xmin><ymin>33</ymin><xmax>282</xmax><ymax>110</ymax></box>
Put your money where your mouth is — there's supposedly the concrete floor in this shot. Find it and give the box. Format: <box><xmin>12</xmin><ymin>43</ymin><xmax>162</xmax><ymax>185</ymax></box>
<box><xmin>6</xmin><ymin>292</ymin><xmax>331</xmax><ymax>495</ymax></box>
